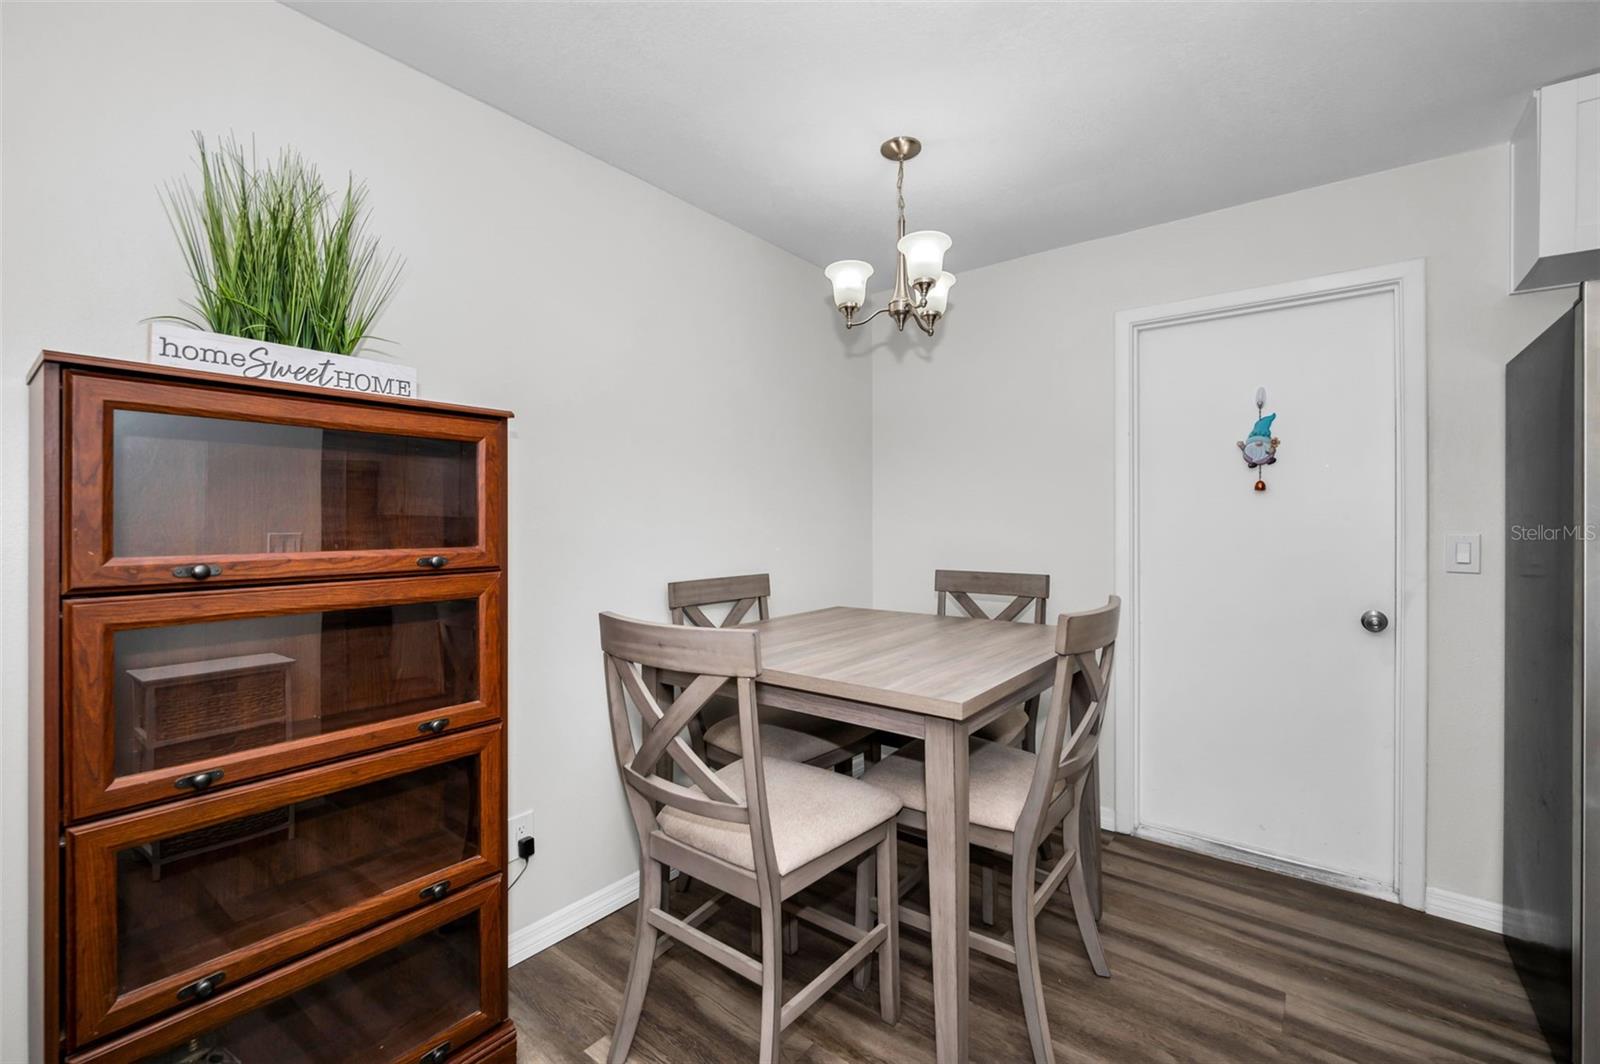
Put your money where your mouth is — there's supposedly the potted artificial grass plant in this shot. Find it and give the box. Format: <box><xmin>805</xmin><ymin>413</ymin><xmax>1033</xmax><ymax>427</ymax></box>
<box><xmin>148</xmin><ymin>134</ymin><xmax>417</xmax><ymax>398</ymax></box>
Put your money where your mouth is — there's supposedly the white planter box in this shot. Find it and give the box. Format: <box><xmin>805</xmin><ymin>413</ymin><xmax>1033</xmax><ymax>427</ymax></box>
<box><xmin>146</xmin><ymin>324</ymin><xmax>418</xmax><ymax>399</ymax></box>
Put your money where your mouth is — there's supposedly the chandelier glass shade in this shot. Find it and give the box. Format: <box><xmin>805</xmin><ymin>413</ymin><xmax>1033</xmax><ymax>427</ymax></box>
<box><xmin>922</xmin><ymin>271</ymin><xmax>957</xmax><ymax>316</ymax></box>
<box><xmin>896</xmin><ymin>230</ymin><xmax>952</xmax><ymax>285</ymax></box>
<box><xmin>824</xmin><ymin>136</ymin><xmax>954</xmax><ymax>335</ymax></box>
<box><xmin>823</xmin><ymin>260</ymin><xmax>874</xmax><ymax>309</ymax></box>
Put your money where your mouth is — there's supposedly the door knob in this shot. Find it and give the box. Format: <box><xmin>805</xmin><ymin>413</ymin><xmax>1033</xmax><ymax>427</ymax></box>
<box><xmin>1360</xmin><ymin>609</ymin><xmax>1389</xmax><ymax>633</ymax></box>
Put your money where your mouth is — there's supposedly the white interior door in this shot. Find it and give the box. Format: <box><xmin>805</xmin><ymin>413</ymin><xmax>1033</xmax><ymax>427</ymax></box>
<box><xmin>1131</xmin><ymin>286</ymin><xmax>1401</xmax><ymax>895</ymax></box>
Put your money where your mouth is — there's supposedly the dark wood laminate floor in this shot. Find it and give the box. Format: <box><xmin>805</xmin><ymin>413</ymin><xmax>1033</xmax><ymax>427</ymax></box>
<box><xmin>509</xmin><ymin>835</ymin><xmax>1552</xmax><ymax>1063</ymax></box>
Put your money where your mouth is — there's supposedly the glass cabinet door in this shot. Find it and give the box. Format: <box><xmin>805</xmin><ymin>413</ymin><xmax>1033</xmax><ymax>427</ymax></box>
<box><xmin>67</xmin><ymin>728</ymin><xmax>503</xmax><ymax>1044</ymax></box>
<box><xmin>64</xmin><ymin>573</ymin><xmax>504</xmax><ymax>819</ymax></box>
<box><xmin>68</xmin><ymin>878</ymin><xmax>505</xmax><ymax>1064</ymax></box>
<box><xmin>65</xmin><ymin>373</ymin><xmax>506</xmax><ymax>590</ymax></box>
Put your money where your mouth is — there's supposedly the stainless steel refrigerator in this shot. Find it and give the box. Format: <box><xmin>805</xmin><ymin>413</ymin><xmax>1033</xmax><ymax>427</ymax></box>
<box><xmin>1506</xmin><ymin>279</ymin><xmax>1598</xmax><ymax>1064</ymax></box>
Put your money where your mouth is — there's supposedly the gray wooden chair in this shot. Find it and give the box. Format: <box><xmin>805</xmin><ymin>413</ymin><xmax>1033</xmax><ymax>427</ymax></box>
<box><xmin>668</xmin><ymin>574</ymin><xmax>872</xmax><ymax>940</ymax></box>
<box><xmin>934</xmin><ymin>569</ymin><xmax>1052</xmax><ymax>924</ymax></box>
<box><xmin>600</xmin><ymin>612</ymin><xmax>902</xmax><ymax>1063</ymax></box>
<box><xmin>863</xmin><ymin>597</ymin><xmax>1121</xmax><ymax>1064</ymax></box>
<box><xmin>935</xmin><ymin>569</ymin><xmax>1051</xmax><ymax>750</ymax></box>
<box><xmin>669</xmin><ymin>573</ymin><xmax>875</xmax><ymax>771</ymax></box>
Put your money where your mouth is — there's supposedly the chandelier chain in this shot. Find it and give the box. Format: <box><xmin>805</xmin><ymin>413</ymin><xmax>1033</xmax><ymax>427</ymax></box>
<box><xmin>896</xmin><ymin>160</ymin><xmax>906</xmax><ymax>226</ymax></box>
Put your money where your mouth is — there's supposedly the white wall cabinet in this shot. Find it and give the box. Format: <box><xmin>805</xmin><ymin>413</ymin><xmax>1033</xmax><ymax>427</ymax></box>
<box><xmin>1511</xmin><ymin>72</ymin><xmax>1600</xmax><ymax>293</ymax></box>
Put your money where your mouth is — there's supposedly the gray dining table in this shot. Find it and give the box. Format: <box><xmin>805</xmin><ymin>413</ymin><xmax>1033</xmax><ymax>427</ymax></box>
<box><xmin>736</xmin><ymin>606</ymin><xmax>1093</xmax><ymax>1064</ymax></box>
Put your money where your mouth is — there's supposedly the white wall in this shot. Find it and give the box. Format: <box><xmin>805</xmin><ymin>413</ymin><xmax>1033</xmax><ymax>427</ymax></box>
<box><xmin>0</xmin><ymin>3</ymin><xmax>871</xmax><ymax>1059</ymax></box>
<box><xmin>864</xmin><ymin>145</ymin><xmax>1574</xmax><ymax>911</ymax></box>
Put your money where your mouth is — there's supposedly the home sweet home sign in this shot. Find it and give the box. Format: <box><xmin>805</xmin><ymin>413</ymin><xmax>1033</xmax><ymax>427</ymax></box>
<box><xmin>147</xmin><ymin>324</ymin><xmax>418</xmax><ymax>398</ymax></box>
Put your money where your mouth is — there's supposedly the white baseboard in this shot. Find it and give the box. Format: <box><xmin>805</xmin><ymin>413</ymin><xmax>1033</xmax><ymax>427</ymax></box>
<box><xmin>1423</xmin><ymin>886</ymin><xmax>1503</xmax><ymax>934</ymax></box>
<box><xmin>508</xmin><ymin>871</ymin><xmax>640</xmax><ymax>967</ymax></box>
<box><xmin>1101</xmin><ymin>805</ymin><xmax>1117</xmax><ymax>833</ymax></box>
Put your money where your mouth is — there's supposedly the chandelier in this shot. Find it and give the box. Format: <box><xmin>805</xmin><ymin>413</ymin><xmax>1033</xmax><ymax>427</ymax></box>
<box><xmin>824</xmin><ymin>136</ymin><xmax>955</xmax><ymax>336</ymax></box>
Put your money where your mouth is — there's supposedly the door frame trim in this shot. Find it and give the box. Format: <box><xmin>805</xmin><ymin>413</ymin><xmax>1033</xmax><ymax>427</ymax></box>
<box><xmin>1111</xmin><ymin>260</ymin><xmax>1428</xmax><ymax>910</ymax></box>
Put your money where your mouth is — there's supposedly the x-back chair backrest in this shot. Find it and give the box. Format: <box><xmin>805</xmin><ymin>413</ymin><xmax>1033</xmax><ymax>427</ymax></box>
<box><xmin>1016</xmin><ymin>597</ymin><xmax>1121</xmax><ymax>852</ymax></box>
<box><xmin>598</xmin><ymin>612</ymin><xmax>782</xmax><ymax>885</ymax></box>
<box><xmin>935</xmin><ymin>569</ymin><xmax>1050</xmax><ymax>625</ymax></box>
<box><xmin>668</xmin><ymin>573</ymin><xmax>772</xmax><ymax>629</ymax></box>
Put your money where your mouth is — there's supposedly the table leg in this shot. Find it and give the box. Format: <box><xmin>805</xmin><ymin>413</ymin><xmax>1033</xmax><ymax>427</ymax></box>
<box><xmin>923</xmin><ymin>719</ymin><xmax>970</xmax><ymax>1063</ymax></box>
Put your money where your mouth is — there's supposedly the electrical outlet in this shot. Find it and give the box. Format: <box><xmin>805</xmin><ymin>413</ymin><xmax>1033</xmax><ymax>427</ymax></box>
<box><xmin>508</xmin><ymin>811</ymin><xmax>534</xmax><ymax>860</ymax></box>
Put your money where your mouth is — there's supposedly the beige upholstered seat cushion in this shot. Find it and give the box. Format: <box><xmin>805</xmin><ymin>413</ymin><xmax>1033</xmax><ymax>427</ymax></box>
<box><xmin>658</xmin><ymin>759</ymin><xmax>902</xmax><ymax>874</ymax></box>
<box><xmin>703</xmin><ymin>706</ymin><xmax>872</xmax><ymax>763</ymax></box>
<box><xmin>863</xmin><ymin>739</ymin><xmax>1051</xmax><ymax>834</ymax></box>
<box><xmin>973</xmin><ymin>705</ymin><xmax>1030</xmax><ymax>746</ymax></box>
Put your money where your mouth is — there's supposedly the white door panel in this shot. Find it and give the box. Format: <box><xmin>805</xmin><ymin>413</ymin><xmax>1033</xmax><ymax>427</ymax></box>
<box><xmin>1135</xmin><ymin>290</ymin><xmax>1398</xmax><ymax>889</ymax></box>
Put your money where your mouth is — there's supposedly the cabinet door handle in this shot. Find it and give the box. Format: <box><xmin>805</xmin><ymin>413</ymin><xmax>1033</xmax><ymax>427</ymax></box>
<box><xmin>172</xmin><ymin>563</ymin><xmax>221</xmax><ymax>580</ymax></box>
<box><xmin>177</xmin><ymin>971</ymin><xmax>226</xmax><ymax>1003</ymax></box>
<box><xmin>419</xmin><ymin>1042</ymin><xmax>452</xmax><ymax>1064</ymax></box>
<box><xmin>174</xmin><ymin>769</ymin><xmax>224</xmax><ymax>792</ymax></box>
<box><xmin>419</xmin><ymin>880</ymin><xmax>451</xmax><ymax>902</ymax></box>
<box><xmin>417</xmin><ymin>555</ymin><xmax>448</xmax><ymax>569</ymax></box>
<box><xmin>418</xmin><ymin>718</ymin><xmax>450</xmax><ymax>735</ymax></box>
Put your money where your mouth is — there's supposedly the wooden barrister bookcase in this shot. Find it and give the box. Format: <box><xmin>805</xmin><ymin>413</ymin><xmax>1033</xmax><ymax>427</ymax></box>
<box><xmin>29</xmin><ymin>352</ymin><xmax>515</xmax><ymax>1064</ymax></box>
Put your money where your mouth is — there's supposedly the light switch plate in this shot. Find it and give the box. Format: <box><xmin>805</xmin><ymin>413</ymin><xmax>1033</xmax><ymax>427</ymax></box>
<box><xmin>1445</xmin><ymin>532</ymin><xmax>1481</xmax><ymax>574</ymax></box>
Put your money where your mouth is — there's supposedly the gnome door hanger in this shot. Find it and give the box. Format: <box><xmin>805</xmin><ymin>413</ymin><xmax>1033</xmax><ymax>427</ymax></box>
<box><xmin>1237</xmin><ymin>387</ymin><xmax>1280</xmax><ymax>492</ymax></box>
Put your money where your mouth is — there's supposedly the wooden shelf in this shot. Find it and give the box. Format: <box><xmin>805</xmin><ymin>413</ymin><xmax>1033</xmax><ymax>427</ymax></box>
<box><xmin>31</xmin><ymin>355</ymin><xmax>513</xmax><ymax>1064</ymax></box>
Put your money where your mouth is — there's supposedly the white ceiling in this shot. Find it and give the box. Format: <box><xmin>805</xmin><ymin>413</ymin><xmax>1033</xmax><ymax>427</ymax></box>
<box><xmin>290</xmin><ymin>1</ymin><xmax>1599</xmax><ymax>279</ymax></box>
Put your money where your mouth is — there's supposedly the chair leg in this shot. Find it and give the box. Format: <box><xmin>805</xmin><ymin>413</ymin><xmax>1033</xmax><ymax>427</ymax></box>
<box><xmin>1022</xmin><ymin>694</ymin><xmax>1040</xmax><ymax>753</ymax></box>
<box><xmin>1011</xmin><ymin>851</ymin><xmax>1054</xmax><ymax>1064</ymax></box>
<box><xmin>980</xmin><ymin>866</ymin><xmax>996</xmax><ymax>926</ymax></box>
<box><xmin>1086</xmin><ymin>768</ymin><xmax>1104</xmax><ymax>922</ymax></box>
<box><xmin>755</xmin><ymin>912</ymin><xmax>798</xmax><ymax>956</ymax></box>
<box><xmin>758</xmin><ymin>898</ymin><xmax>785</xmax><ymax>1063</ymax></box>
<box><xmin>853</xmin><ymin>851</ymin><xmax>875</xmax><ymax>991</ymax></box>
<box><xmin>609</xmin><ymin>860</ymin><xmax>661</xmax><ymax>1064</ymax></box>
<box><xmin>1068</xmin><ymin>860</ymin><xmax>1110</xmax><ymax>977</ymax></box>
<box><xmin>876</xmin><ymin>828</ymin><xmax>900</xmax><ymax>1024</ymax></box>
